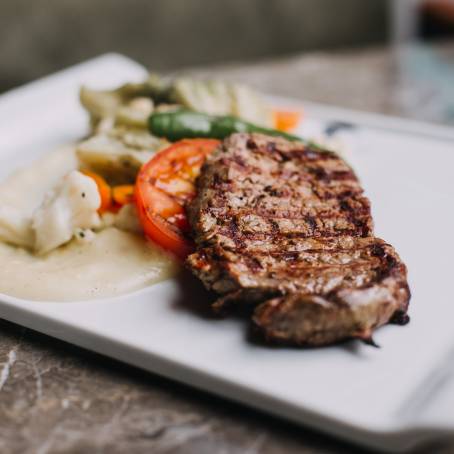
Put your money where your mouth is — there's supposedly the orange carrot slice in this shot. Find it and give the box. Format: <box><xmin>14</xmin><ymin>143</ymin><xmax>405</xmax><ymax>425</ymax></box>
<box><xmin>274</xmin><ymin>110</ymin><xmax>302</xmax><ymax>132</ymax></box>
<box><xmin>112</xmin><ymin>185</ymin><xmax>135</xmax><ymax>206</ymax></box>
<box><xmin>81</xmin><ymin>170</ymin><xmax>112</xmax><ymax>213</ymax></box>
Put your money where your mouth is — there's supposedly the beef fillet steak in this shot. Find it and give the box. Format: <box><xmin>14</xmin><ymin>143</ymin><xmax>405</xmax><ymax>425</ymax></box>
<box><xmin>187</xmin><ymin>133</ymin><xmax>410</xmax><ymax>346</ymax></box>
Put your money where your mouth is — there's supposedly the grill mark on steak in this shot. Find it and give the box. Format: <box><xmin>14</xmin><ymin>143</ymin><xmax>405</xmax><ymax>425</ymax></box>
<box><xmin>192</xmin><ymin>237</ymin><xmax>402</xmax><ymax>294</ymax></box>
<box><xmin>203</xmin><ymin>202</ymin><xmax>371</xmax><ymax>221</ymax></box>
<box><xmin>187</xmin><ymin>133</ymin><xmax>410</xmax><ymax>346</ymax></box>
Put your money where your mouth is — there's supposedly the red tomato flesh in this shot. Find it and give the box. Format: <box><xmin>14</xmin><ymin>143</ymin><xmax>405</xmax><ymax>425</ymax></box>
<box><xmin>135</xmin><ymin>139</ymin><xmax>220</xmax><ymax>258</ymax></box>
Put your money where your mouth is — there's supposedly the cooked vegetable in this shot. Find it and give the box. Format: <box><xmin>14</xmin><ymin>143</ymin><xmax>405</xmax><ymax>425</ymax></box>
<box><xmin>135</xmin><ymin>139</ymin><xmax>220</xmax><ymax>258</ymax></box>
<box><xmin>81</xmin><ymin>170</ymin><xmax>112</xmax><ymax>213</ymax></box>
<box><xmin>114</xmin><ymin>204</ymin><xmax>143</xmax><ymax>234</ymax></box>
<box><xmin>148</xmin><ymin>110</ymin><xmax>303</xmax><ymax>142</ymax></box>
<box><xmin>76</xmin><ymin>126</ymin><xmax>167</xmax><ymax>184</ymax></box>
<box><xmin>80</xmin><ymin>86</ymin><xmax>122</xmax><ymax>120</ymax></box>
<box><xmin>80</xmin><ymin>84</ymin><xmax>155</xmax><ymax>129</ymax></box>
<box><xmin>112</xmin><ymin>185</ymin><xmax>135</xmax><ymax>206</ymax></box>
<box><xmin>80</xmin><ymin>75</ymin><xmax>272</xmax><ymax>131</ymax></box>
<box><xmin>115</xmin><ymin>98</ymin><xmax>154</xmax><ymax>128</ymax></box>
<box><xmin>171</xmin><ymin>78</ymin><xmax>272</xmax><ymax>127</ymax></box>
<box><xmin>274</xmin><ymin>110</ymin><xmax>302</xmax><ymax>132</ymax></box>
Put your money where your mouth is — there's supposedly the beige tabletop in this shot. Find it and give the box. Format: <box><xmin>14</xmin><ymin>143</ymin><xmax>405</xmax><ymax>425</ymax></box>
<box><xmin>1</xmin><ymin>43</ymin><xmax>453</xmax><ymax>454</ymax></box>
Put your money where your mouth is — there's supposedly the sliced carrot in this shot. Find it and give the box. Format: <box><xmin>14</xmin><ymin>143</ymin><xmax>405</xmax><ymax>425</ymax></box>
<box><xmin>81</xmin><ymin>170</ymin><xmax>112</xmax><ymax>213</ymax></box>
<box><xmin>274</xmin><ymin>110</ymin><xmax>302</xmax><ymax>132</ymax></box>
<box><xmin>112</xmin><ymin>185</ymin><xmax>135</xmax><ymax>206</ymax></box>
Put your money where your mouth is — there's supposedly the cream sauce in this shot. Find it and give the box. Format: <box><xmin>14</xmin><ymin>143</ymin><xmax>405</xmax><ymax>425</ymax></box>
<box><xmin>0</xmin><ymin>228</ymin><xmax>177</xmax><ymax>301</ymax></box>
<box><xmin>0</xmin><ymin>147</ymin><xmax>178</xmax><ymax>301</ymax></box>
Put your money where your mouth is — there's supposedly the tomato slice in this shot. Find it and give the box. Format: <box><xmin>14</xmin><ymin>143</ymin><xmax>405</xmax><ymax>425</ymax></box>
<box><xmin>135</xmin><ymin>139</ymin><xmax>220</xmax><ymax>258</ymax></box>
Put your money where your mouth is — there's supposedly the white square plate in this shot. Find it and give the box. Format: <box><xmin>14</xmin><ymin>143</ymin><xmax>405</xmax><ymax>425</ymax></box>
<box><xmin>1</xmin><ymin>54</ymin><xmax>454</xmax><ymax>452</ymax></box>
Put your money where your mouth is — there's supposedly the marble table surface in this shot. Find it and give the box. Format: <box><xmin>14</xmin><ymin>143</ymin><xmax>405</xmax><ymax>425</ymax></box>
<box><xmin>1</xmin><ymin>43</ymin><xmax>454</xmax><ymax>454</ymax></box>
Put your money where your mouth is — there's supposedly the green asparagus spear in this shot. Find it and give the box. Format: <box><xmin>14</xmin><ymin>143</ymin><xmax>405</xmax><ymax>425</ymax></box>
<box><xmin>148</xmin><ymin>110</ymin><xmax>303</xmax><ymax>142</ymax></box>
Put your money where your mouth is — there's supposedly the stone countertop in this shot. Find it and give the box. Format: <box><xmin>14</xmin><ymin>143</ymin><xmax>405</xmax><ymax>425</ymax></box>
<box><xmin>1</xmin><ymin>44</ymin><xmax>454</xmax><ymax>454</ymax></box>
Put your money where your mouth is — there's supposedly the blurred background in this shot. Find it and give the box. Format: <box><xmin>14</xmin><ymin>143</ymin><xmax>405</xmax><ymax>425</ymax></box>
<box><xmin>0</xmin><ymin>0</ymin><xmax>387</xmax><ymax>90</ymax></box>
<box><xmin>1</xmin><ymin>0</ymin><xmax>454</xmax><ymax>123</ymax></box>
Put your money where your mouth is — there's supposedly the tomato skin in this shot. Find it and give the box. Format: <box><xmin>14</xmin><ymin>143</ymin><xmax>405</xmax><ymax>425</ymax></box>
<box><xmin>135</xmin><ymin>139</ymin><xmax>220</xmax><ymax>258</ymax></box>
<box><xmin>135</xmin><ymin>193</ymin><xmax>194</xmax><ymax>259</ymax></box>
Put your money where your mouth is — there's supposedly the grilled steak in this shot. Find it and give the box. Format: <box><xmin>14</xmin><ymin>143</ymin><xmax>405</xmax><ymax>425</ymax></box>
<box><xmin>187</xmin><ymin>133</ymin><xmax>410</xmax><ymax>346</ymax></box>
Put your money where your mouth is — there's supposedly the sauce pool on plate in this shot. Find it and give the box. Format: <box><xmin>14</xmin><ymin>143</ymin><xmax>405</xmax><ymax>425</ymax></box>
<box><xmin>0</xmin><ymin>146</ymin><xmax>178</xmax><ymax>302</ymax></box>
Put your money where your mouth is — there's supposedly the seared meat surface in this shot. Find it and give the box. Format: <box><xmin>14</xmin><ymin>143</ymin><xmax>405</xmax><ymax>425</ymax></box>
<box><xmin>187</xmin><ymin>133</ymin><xmax>410</xmax><ymax>346</ymax></box>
